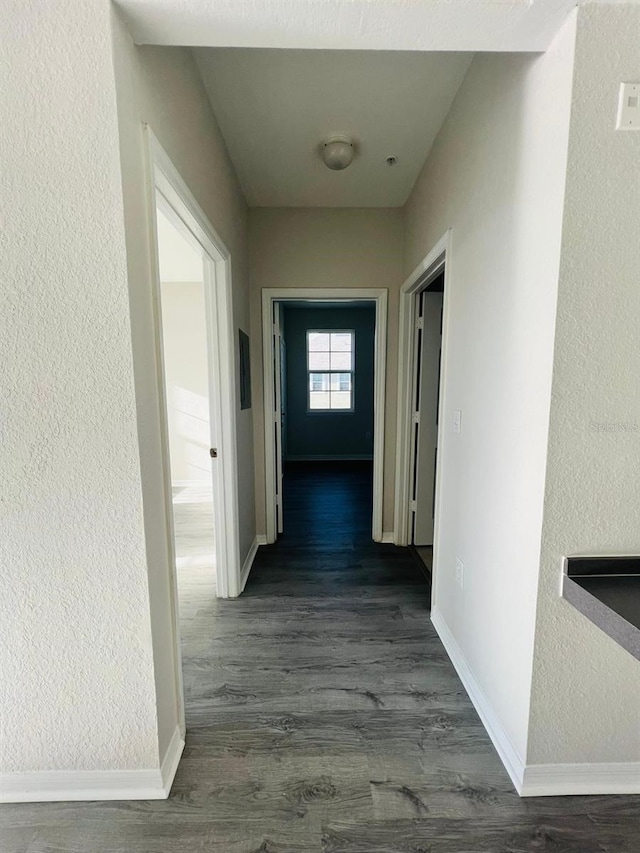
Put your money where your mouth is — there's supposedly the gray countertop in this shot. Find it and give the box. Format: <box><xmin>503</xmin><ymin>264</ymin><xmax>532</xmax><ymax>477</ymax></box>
<box><xmin>563</xmin><ymin>573</ymin><xmax>640</xmax><ymax>661</ymax></box>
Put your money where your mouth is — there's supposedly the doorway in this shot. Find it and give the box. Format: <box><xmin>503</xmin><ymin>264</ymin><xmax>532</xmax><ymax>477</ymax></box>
<box><xmin>262</xmin><ymin>288</ymin><xmax>388</xmax><ymax>544</ymax></box>
<box><xmin>147</xmin><ymin>129</ymin><xmax>242</xmax><ymax>629</ymax></box>
<box><xmin>408</xmin><ymin>274</ymin><xmax>444</xmax><ymax>573</ymax></box>
<box><xmin>155</xmin><ymin>202</ymin><xmax>217</xmax><ymax>597</ymax></box>
<box><xmin>394</xmin><ymin>231</ymin><xmax>451</xmax><ymax>585</ymax></box>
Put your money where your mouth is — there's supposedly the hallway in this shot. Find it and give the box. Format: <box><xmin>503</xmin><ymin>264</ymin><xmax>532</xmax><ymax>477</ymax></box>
<box><xmin>3</xmin><ymin>464</ymin><xmax>638</xmax><ymax>851</ymax></box>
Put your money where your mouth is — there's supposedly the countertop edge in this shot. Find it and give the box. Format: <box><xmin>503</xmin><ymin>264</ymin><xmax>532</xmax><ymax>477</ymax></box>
<box><xmin>562</xmin><ymin>576</ymin><xmax>640</xmax><ymax>663</ymax></box>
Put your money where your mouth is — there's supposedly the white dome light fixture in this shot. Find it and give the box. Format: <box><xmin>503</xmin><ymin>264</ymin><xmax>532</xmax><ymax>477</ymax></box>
<box><xmin>322</xmin><ymin>134</ymin><xmax>354</xmax><ymax>171</ymax></box>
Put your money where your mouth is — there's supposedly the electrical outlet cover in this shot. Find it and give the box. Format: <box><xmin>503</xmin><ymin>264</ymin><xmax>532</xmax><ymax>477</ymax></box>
<box><xmin>617</xmin><ymin>82</ymin><xmax>640</xmax><ymax>130</ymax></box>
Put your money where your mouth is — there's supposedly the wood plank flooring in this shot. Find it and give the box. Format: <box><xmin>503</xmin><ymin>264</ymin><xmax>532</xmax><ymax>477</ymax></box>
<box><xmin>2</xmin><ymin>461</ymin><xmax>639</xmax><ymax>851</ymax></box>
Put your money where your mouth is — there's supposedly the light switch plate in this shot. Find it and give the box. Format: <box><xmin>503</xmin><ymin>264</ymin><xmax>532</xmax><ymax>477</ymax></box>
<box><xmin>455</xmin><ymin>557</ymin><xmax>464</xmax><ymax>589</ymax></box>
<box><xmin>617</xmin><ymin>82</ymin><xmax>640</xmax><ymax>130</ymax></box>
<box><xmin>453</xmin><ymin>409</ymin><xmax>462</xmax><ymax>434</ymax></box>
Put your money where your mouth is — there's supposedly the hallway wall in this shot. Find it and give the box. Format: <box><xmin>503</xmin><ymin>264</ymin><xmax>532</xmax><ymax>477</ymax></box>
<box><xmin>249</xmin><ymin>208</ymin><xmax>403</xmax><ymax>535</ymax></box>
<box><xmin>0</xmin><ymin>0</ymin><xmax>159</xmax><ymax>778</ymax></box>
<box><xmin>112</xmin><ymin>12</ymin><xmax>255</xmax><ymax>758</ymax></box>
<box><xmin>528</xmin><ymin>1</ymin><xmax>640</xmax><ymax>769</ymax></box>
<box><xmin>403</xmin><ymin>13</ymin><xmax>577</xmax><ymax>766</ymax></box>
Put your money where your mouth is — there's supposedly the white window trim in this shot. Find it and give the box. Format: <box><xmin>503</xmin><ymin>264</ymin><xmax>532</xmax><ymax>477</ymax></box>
<box><xmin>306</xmin><ymin>328</ymin><xmax>355</xmax><ymax>413</ymax></box>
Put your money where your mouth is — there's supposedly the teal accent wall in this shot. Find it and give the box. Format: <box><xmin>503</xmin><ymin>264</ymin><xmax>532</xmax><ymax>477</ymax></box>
<box><xmin>283</xmin><ymin>304</ymin><xmax>375</xmax><ymax>459</ymax></box>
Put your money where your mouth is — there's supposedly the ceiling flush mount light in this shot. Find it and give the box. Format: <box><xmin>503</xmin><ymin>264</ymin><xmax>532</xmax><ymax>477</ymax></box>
<box><xmin>322</xmin><ymin>134</ymin><xmax>354</xmax><ymax>171</ymax></box>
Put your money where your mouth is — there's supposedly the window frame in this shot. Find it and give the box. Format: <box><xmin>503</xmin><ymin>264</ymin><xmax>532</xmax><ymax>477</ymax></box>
<box><xmin>306</xmin><ymin>329</ymin><xmax>356</xmax><ymax>413</ymax></box>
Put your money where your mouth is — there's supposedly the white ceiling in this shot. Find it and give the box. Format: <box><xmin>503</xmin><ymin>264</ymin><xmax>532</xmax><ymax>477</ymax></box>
<box><xmin>116</xmin><ymin>1</ymin><xmax>580</xmax><ymax>52</ymax></box>
<box><xmin>195</xmin><ymin>48</ymin><xmax>473</xmax><ymax>207</ymax></box>
<box><xmin>117</xmin><ymin>0</ymin><xmax>582</xmax><ymax>208</ymax></box>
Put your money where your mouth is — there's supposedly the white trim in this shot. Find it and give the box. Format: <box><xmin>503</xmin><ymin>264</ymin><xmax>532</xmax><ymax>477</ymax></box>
<box><xmin>380</xmin><ymin>532</ymin><xmax>395</xmax><ymax>543</ymax></box>
<box><xmin>393</xmin><ymin>231</ymin><xmax>451</xmax><ymax>551</ymax></box>
<box><xmin>0</xmin><ymin>728</ymin><xmax>185</xmax><ymax>804</ymax></box>
<box><xmin>159</xmin><ymin>725</ymin><xmax>185</xmax><ymax>794</ymax></box>
<box><xmin>256</xmin><ymin>534</ymin><xmax>268</xmax><ymax>546</ymax></box>
<box><xmin>432</xmin><ymin>606</ymin><xmax>640</xmax><ymax>798</ymax></box>
<box><xmin>431</xmin><ymin>606</ymin><xmax>526</xmax><ymax>794</ymax></box>
<box><xmin>146</xmin><ymin>128</ymin><xmax>241</xmax><ymax>602</ymax></box>
<box><xmin>305</xmin><ymin>327</ymin><xmax>356</xmax><ymax>413</ymax></box>
<box><xmin>142</xmin><ymin>127</ymin><xmax>242</xmax><ymax>786</ymax></box>
<box><xmin>0</xmin><ymin>770</ymin><xmax>166</xmax><ymax>804</ymax></box>
<box><xmin>520</xmin><ymin>762</ymin><xmax>640</xmax><ymax>798</ymax></box>
<box><xmin>261</xmin><ymin>288</ymin><xmax>388</xmax><ymax>544</ymax></box>
<box><xmin>240</xmin><ymin>536</ymin><xmax>262</xmax><ymax>591</ymax></box>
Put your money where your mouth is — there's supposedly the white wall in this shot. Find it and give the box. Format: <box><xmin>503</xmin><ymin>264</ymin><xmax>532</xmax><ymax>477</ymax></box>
<box><xmin>528</xmin><ymin>2</ymin><xmax>640</xmax><ymax>767</ymax></box>
<box><xmin>0</xmin><ymin>0</ymin><xmax>159</xmax><ymax>774</ymax></box>
<box><xmin>403</xmin><ymin>15</ymin><xmax>577</xmax><ymax>764</ymax></box>
<box><xmin>156</xmin><ymin>208</ymin><xmax>210</xmax><ymax>486</ymax></box>
<box><xmin>160</xmin><ymin>282</ymin><xmax>210</xmax><ymax>484</ymax></box>
<box><xmin>248</xmin><ymin>208</ymin><xmax>404</xmax><ymax>535</ymax></box>
<box><xmin>111</xmin><ymin>9</ymin><xmax>256</xmax><ymax>756</ymax></box>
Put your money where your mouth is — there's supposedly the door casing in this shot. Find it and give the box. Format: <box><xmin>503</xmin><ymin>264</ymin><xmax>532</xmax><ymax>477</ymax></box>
<box><xmin>261</xmin><ymin>288</ymin><xmax>388</xmax><ymax>544</ymax></box>
<box><xmin>393</xmin><ymin>230</ymin><xmax>452</xmax><ymax>618</ymax></box>
<box><xmin>144</xmin><ymin>127</ymin><xmax>242</xmax><ymax>731</ymax></box>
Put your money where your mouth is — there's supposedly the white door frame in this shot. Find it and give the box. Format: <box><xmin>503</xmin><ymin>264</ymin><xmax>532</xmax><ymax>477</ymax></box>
<box><xmin>394</xmin><ymin>231</ymin><xmax>452</xmax><ymax>569</ymax></box>
<box><xmin>145</xmin><ymin>126</ymin><xmax>242</xmax><ymax>608</ymax></box>
<box><xmin>262</xmin><ymin>288</ymin><xmax>388</xmax><ymax>544</ymax></box>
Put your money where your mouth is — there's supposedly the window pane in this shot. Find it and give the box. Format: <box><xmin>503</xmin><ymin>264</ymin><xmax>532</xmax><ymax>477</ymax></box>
<box><xmin>331</xmin><ymin>391</ymin><xmax>352</xmax><ymax>409</ymax></box>
<box><xmin>328</xmin><ymin>372</ymin><xmax>351</xmax><ymax>391</ymax></box>
<box><xmin>309</xmin><ymin>372</ymin><xmax>329</xmax><ymax>391</ymax></box>
<box><xmin>310</xmin><ymin>391</ymin><xmax>330</xmax><ymax>409</ymax></box>
<box><xmin>308</xmin><ymin>332</ymin><xmax>330</xmax><ymax>351</ymax></box>
<box><xmin>331</xmin><ymin>332</ymin><xmax>352</xmax><ymax>352</ymax></box>
<box><xmin>330</xmin><ymin>351</ymin><xmax>352</xmax><ymax>370</ymax></box>
<box><xmin>309</xmin><ymin>351</ymin><xmax>330</xmax><ymax>370</ymax></box>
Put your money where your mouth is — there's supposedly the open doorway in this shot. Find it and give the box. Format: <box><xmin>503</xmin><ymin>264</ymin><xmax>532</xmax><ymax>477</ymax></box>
<box><xmin>155</xmin><ymin>203</ymin><xmax>217</xmax><ymax>596</ymax></box>
<box><xmin>278</xmin><ymin>302</ymin><xmax>376</xmax><ymax>541</ymax></box>
<box><xmin>408</xmin><ymin>273</ymin><xmax>444</xmax><ymax>574</ymax></box>
<box><xmin>262</xmin><ymin>288</ymin><xmax>388</xmax><ymax>544</ymax></box>
<box><xmin>147</xmin><ymin>129</ymin><xmax>242</xmax><ymax>626</ymax></box>
<box><xmin>394</xmin><ymin>231</ymin><xmax>451</xmax><ymax>584</ymax></box>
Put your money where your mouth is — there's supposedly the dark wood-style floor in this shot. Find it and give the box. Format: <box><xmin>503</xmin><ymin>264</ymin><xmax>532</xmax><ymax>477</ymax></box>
<box><xmin>3</xmin><ymin>461</ymin><xmax>639</xmax><ymax>851</ymax></box>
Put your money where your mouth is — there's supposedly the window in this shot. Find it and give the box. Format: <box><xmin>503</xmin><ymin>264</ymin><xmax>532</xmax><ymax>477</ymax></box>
<box><xmin>307</xmin><ymin>330</ymin><xmax>354</xmax><ymax>411</ymax></box>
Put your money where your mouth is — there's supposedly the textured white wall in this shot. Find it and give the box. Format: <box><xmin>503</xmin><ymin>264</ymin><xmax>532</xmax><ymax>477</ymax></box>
<box><xmin>160</xmin><ymin>282</ymin><xmax>211</xmax><ymax>484</ymax></box>
<box><xmin>403</xmin><ymin>16</ymin><xmax>577</xmax><ymax>761</ymax></box>
<box><xmin>528</xmin><ymin>2</ymin><xmax>640</xmax><ymax>766</ymax></box>
<box><xmin>0</xmin><ymin>0</ymin><xmax>160</xmax><ymax>772</ymax></box>
<box><xmin>111</xmin><ymin>10</ymin><xmax>255</xmax><ymax>754</ymax></box>
<box><xmin>248</xmin><ymin>208</ymin><xmax>404</xmax><ymax>534</ymax></box>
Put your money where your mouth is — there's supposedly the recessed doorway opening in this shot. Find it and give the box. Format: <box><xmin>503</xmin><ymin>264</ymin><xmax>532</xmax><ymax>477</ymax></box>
<box><xmin>145</xmin><ymin>130</ymin><xmax>243</xmax><ymax>734</ymax></box>
<box><xmin>394</xmin><ymin>232</ymin><xmax>452</xmax><ymax>590</ymax></box>
<box><xmin>262</xmin><ymin>288</ymin><xmax>388</xmax><ymax>544</ymax></box>
<box><xmin>155</xmin><ymin>203</ymin><xmax>217</xmax><ymax>596</ymax></box>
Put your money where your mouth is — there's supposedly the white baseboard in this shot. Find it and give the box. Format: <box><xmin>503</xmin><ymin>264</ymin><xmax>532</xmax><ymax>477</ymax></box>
<box><xmin>0</xmin><ymin>726</ymin><xmax>185</xmax><ymax>803</ymax></box>
<box><xmin>521</xmin><ymin>762</ymin><xmax>640</xmax><ymax>797</ymax></box>
<box><xmin>240</xmin><ymin>535</ymin><xmax>264</xmax><ymax>591</ymax></box>
<box><xmin>431</xmin><ymin>607</ymin><xmax>640</xmax><ymax>797</ymax></box>
<box><xmin>380</xmin><ymin>531</ymin><xmax>395</xmax><ymax>543</ymax></box>
<box><xmin>160</xmin><ymin>724</ymin><xmax>185</xmax><ymax>795</ymax></box>
<box><xmin>430</xmin><ymin>606</ymin><xmax>526</xmax><ymax>793</ymax></box>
